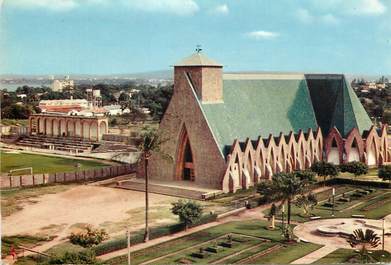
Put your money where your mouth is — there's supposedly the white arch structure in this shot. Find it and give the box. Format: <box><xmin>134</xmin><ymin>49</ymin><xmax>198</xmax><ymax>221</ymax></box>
<box><xmin>28</xmin><ymin>114</ymin><xmax>108</xmax><ymax>141</ymax></box>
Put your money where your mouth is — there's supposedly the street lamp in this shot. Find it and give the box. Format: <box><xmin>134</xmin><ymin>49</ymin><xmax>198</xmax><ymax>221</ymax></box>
<box><xmin>281</xmin><ymin>204</ymin><xmax>285</xmax><ymax>232</ymax></box>
<box><xmin>382</xmin><ymin>218</ymin><xmax>385</xmax><ymax>252</ymax></box>
<box><xmin>332</xmin><ymin>187</ymin><xmax>335</xmax><ymax>217</ymax></box>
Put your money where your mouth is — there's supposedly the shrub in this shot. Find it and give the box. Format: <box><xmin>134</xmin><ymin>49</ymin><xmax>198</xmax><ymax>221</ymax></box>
<box><xmin>70</xmin><ymin>225</ymin><xmax>108</xmax><ymax>248</ymax></box>
<box><xmin>171</xmin><ymin>200</ymin><xmax>203</xmax><ymax>230</ymax></box>
<box><xmin>378</xmin><ymin>165</ymin><xmax>391</xmax><ymax>182</ymax></box>
<box><xmin>45</xmin><ymin>249</ymin><xmax>99</xmax><ymax>264</ymax></box>
<box><xmin>311</xmin><ymin>161</ymin><xmax>339</xmax><ymax>182</ymax></box>
<box><xmin>339</xmin><ymin>162</ymin><xmax>368</xmax><ymax>177</ymax></box>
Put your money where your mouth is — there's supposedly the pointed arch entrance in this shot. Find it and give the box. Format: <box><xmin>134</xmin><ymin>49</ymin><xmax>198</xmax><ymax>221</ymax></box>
<box><xmin>175</xmin><ymin>125</ymin><xmax>195</xmax><ymax>181</ymax></box>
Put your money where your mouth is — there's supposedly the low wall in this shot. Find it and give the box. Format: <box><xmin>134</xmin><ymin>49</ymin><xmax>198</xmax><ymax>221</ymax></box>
<box><xmin>0</xmin><ymin>164</ymin><xmax>136</xmax><ymax>189</ymax></box>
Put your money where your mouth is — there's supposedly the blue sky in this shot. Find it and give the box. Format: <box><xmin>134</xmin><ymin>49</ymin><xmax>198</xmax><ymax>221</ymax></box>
<box><xmin>1</xmin><ymin>0</ymin><xmax>391</xmax><ymax>75</ymax></box>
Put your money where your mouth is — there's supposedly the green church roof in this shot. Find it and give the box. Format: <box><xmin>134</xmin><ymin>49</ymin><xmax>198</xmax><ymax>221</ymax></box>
<box><xmin>199</xmin><ymin>73</ymin><xmax>373</xmax><ymax>156</ymax></box>
<box><xmin>306</xmin><ymin>74</ymin><xmax>372</xmax><ymax>137</ymax></box>
<box><xmin>201</xmin><ymin>75</ymin><xmax>318</xmax><ymax>155</ymax></box>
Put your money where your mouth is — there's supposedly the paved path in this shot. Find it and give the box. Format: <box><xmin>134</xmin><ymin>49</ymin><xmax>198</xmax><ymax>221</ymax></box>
<box><xmin>291</xmin><ymin>245</ymin><xmax>338</xmax><ymax>264</ymax></box>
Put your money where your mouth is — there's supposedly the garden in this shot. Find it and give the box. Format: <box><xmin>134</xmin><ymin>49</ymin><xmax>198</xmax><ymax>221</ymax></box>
<box><xmin>104</xmin><ymin>220</ymin><xmax>322</xmax><ymax>265</ymax></box>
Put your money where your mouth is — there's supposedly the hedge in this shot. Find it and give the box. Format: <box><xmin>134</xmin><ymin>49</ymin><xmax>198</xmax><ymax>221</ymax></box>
<box><xmin>93</xmin><ymin>213</ymin><xmax>217</xmax><ymax>256</ymax></box>
<box><xmin>325</xmin><ymin>178</ymin><xmax>391</xmax><ymax>189</ymax></box>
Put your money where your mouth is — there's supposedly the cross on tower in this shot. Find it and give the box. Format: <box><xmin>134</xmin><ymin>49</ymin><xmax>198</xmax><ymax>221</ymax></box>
<box><xmin>195</xmin><ymin>45</ymin><xmax>202</xmax><ymax>53</ymax></box>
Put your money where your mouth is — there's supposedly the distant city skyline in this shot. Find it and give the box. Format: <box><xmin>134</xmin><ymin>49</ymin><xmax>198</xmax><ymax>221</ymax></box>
<box><xmin>1</xmin><ymin>0</ymin><xmax>391</xmax><ymax>75</ymax></box>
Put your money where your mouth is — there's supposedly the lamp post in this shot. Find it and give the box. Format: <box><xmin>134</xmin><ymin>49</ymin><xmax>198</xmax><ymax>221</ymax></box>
<box><xmin>127</xmin><ymin>227</ymin><xmax>131</xmax><ymax>265</ymax></box>
<box><xmin>382</xmin><ymin>218</ymin><xmax>385</xmax><ymax>252</ymax></box>
<box><xmin>332</xmin><ymin>188</ymin><xmax>335</xmax><ymax>217</ymax></box>
<box><xmin>281</xmin><ymin>204</ymin><xmax>285</xmax><ymax>232</ymax></box>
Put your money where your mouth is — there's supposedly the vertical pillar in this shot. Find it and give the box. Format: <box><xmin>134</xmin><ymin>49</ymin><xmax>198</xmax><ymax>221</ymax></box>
<box><xmin>28</xmin><ymin>116</ymin><xmax>32</xmax><ymax>135</ymax></box>
<box><xmin>97</xmin><ymin>121</ymin><xmax>100</xmax><ymax>141</ymax></box>
<box><xmin>81</xmin><ymin>120</ymin><xmax>84</xmax><ymax>140</ymax></box>
<box><xmin>44</xmin><ymin>118</ymin><xmax>47</xmax><ymax>135</ymax></box>
<box><xmin>66</xmin><ymin>118</ymin><xmax>69</xmax><ymax>137</ymax></box>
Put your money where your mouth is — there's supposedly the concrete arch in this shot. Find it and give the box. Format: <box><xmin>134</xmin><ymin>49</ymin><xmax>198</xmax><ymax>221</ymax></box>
<box><xmin>75</xmin><ymin>120</ymin><xmax>82</xmax><ymax>137</ymax></box>
<box><xmin>52</xmin><ymin>119</ymin><xmax>60</xmax><ymax>136</ymax></box>
<box><xmin>67</xmin><ymin>120</ymin><xmax>75</xmax><ymax>137</ymax></box>
<box><xmin>45</xmin><ymin>118</ymin><xmax>52</xmax><ymax>135</ymax></box>
<box><xmin>38</xmin><ymin>118</ymin><xmax>45</xmax><ymax>134</ymax></box>
<box><xmin>82</xmin><ymin>122</ymin><xmax>90</xmax><ymax>139</ymax></box>
<box><xmin>90</xmin><ymin>122</ymin><xmax>98</xmax><ymax>141</ymax></box>
<box><xmin>99</xmin><ymin>121</ymin><xmax>108</xmax><ymax>140</ymax></box>
<box><xmin>60</xmin><ymin>120</ymin><xmax>67</xmax><ymax>137</ymax></box>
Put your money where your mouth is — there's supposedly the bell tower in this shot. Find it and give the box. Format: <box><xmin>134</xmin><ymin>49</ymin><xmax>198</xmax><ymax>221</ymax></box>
<box><xmin>174</xmin><ymin>48</ymin><xmax>223</xmax><ymax>103</ymax></box>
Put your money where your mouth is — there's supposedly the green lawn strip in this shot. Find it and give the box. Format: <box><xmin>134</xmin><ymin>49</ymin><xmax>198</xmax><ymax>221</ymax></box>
<box><xmin>105</xmin><ymin>220</ymin><xmax>289</xmax><ymax>265</ymax></box>
<box><xmin>1</xmin><ymin>235</ymin><xmax>52</xmax><ymax>258</ymax></box>
<box><xmin>264</xmin><ymin>188</ymin><xmax>391</xmax><ymax>223</ymax></box>
<box><xmin>314</xmin><ymin>249</ymin><xmax>391</xmax><ymax>264</ymax></box>
<box><xmin>1</xmin><ymin>151</ymin><xmax>108</xmax><ymax>175</ymax></box>
<box><xmin>44</xmin><ymin>241</ymin><xmax>85</xmax><ymax>257</ymax></box>
<box><xmin>220</xmin><ymin>242</ymin><xmax>278</xmax><ymax>264</ymax></box>
<box><xmin>247</xmin><ymin>242</ymin><xmax>322</xmax><ymax>264</ymax></box>
<box><xmin>153</xmin><ymin>236</ymin><xmax>260</xmax><ymax>265</ymax></box>
<box><xmin>1</xmin><ymin>184</ymin><xmax>76</xmax><ymax>217</ymax></box>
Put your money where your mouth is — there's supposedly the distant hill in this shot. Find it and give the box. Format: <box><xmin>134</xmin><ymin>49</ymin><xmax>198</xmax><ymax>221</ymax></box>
<box><xmin>0</xmin><ymin>70</ymin><xmax>173</xmax><ymax>81</ymax></box>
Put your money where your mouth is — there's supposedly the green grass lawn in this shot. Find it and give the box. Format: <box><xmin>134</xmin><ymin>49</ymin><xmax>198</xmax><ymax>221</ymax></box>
<box><xmin>245</xmin><ymin>242</ymin><xmax>321</xmax><ymax>264</ymax></box>
<box><xmin>1</xmin><ymin>184</ymin><xmax>76</xmax><ymax>217</ymax></box>
<box><xmin>1</xmin><ymin>235</ymin><xmax>52</xmax><ymax>259</ymax></box>
<box><xmin>264</xmin><ymin>186</ymin><xmax>391</xmax><ymax>222</ymax></box>
<box><xmin>0</xmin><ymin>119</ymin><xmax>29</xmax><ymax>127</ymax></box>
<box><xmin>315</xmin><ymin>249</ymin><xmax>391</xmax><ymax>264</ymax></box>
<box><xmin>0</xmin><ymin>151</ymin><xmax>108</xmax><ymax>175</ymax></box>
<box><xmin>105</xmin><ymin>220</ymin><xmax>322</xmax><ymax>265</ymax></box>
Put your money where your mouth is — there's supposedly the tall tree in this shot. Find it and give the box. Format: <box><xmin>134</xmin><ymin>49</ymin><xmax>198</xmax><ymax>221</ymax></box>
<box><xmin>257</xmin><ymin>171</ymin><xmax>310</xmax><ymax>224</ymax></box>
<box><xmin>347</xmin><ymin>229</ymin><xmax>381</xmax><ymax>263</ymax></box>
<box><xmin>138</xmin><ymin>127</ymin><xmax>170</xmax><ymax>242</ymax></box>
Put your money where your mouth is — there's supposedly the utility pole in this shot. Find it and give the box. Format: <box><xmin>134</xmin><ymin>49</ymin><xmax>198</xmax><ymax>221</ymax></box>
<box><xmin>382</xmin><ymin>218</ymin><xmax>385</xmax><ymax>252</ymax></box>
<box><xmin>127</xmin><ymin>227</ymin><xmax>131</xmax><ymax>265</ymax></box>
<box><xmin>332</xmin><ymin>187</ymin><xmax>335</xmax><ymax>217</ymax></box>
<box><xmin>281</xmin><ymin>204</ymin><xmax>285</xmax><ymax>232</ymax></box>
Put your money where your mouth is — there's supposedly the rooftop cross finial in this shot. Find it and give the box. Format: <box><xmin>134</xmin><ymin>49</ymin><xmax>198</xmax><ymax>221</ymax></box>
<box><xmin>195</xmin><ymin>44</ymin><xmax>202</xmax><ymax>53</ymax></box>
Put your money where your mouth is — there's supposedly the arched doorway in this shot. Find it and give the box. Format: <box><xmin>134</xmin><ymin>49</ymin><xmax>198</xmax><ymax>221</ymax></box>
<box><xmin>175</xmin><ymin>126</ymin><xmax>195</xmax><ymax>181</ymax></box>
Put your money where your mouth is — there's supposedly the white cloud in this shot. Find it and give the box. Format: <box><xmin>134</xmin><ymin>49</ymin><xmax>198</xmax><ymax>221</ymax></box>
<box><xmin>121</xmin><ymin>0</ymin><xmax>199</xmax><ymax>16</ymax></box>
<box><xmin>296</xmin><ymin>8</ymin><xmax>314</xmax><ymax>23</ymax></box>
<box><xmin>5</xmin><ymin>0</ymin><xmax>200</xmax><ymax>15</ymax></box>
<box><xmin>212</xmin><ymin>4</ymin><xmax>229</xmax><ymax>15</ymax></box>
<box><xmin>311</xmin><ymin>0</ymin><xmax>386</xmax><ymax>16</ymax></box>
<box><xmin>320</xmin><ymin>14</ymin><xmax>339</xmax><ymax>24</ymax></box>
<box><xmin>6</xmin><ymin>0</ymin><xmax>79</xmax><ymax>11</ymax></box>
<box><xmin>296</xmin><ymin>8</ymin><xmax>339</xmax><ymax>25</ymax></box>
<box><xmin>246</xmin><ymin>31</ymin><xmax>280</xmax><ymax>40</ymax></box>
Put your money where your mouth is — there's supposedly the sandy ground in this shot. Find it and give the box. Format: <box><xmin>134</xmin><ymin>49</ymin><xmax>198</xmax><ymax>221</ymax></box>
<box><xmin>2</xmin><ymin>185</ymin><xmax>178</xmax><ymax>238</ymax></box>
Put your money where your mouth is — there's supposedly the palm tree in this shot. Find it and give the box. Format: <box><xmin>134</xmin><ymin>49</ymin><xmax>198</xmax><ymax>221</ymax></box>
<box><xmin>138</xmin><ymin>127</ymin><xmax>170</xmax><ymax>242</ymax></box>
<box><xmin>347</xmin><ymin>228</ymin><xmax>381</xmax><ymax>263</ymax></box>
<box><xmin>257</xmin><ymin>171</ymin><xmax>310</xmax><ymax>224</ymax></box>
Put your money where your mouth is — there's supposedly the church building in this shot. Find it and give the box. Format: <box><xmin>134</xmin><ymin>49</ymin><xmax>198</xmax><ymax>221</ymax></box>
<box><xmin>145</xmin><ymin>52</ymin><xmax>389</xmax><ymax>192</ymax></box>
